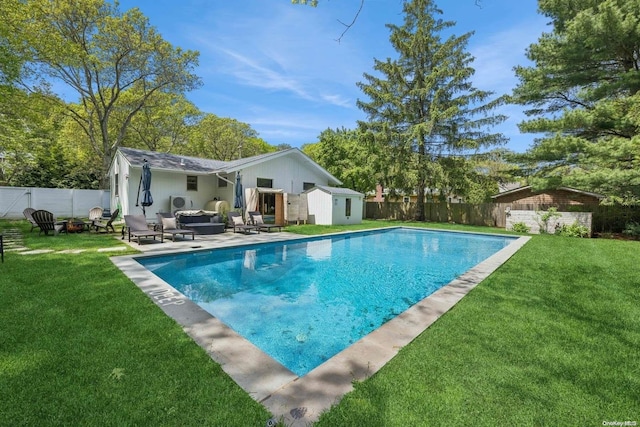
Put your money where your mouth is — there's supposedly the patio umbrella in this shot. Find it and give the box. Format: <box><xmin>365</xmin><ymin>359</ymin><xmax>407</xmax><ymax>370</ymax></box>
<box><xmin>234</xmin><ymin>173</ymin><xmax>243</xmax><ymax>209</ymax></box>
<box><xmin>137</xmin><ymin>160</ymin><xmax>153</xmax><ymax>215</ymax></box>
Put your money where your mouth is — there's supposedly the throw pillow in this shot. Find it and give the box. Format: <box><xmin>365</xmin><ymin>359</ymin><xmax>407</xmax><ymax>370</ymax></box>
<box><xmin>162</xmin><ymin>217</ymin><xmax>177</xmax><ymax>230</ymax></box>
<box><xmin>231</xmin><ymin>215</ymin><xmax>244</xmax><ymax>226</ymax></box>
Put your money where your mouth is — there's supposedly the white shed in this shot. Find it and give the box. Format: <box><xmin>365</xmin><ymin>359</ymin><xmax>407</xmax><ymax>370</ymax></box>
<box><xmin>304</xmin><ymin>185</ymin><xmax>364</xmax><ymax>225</ymax></box>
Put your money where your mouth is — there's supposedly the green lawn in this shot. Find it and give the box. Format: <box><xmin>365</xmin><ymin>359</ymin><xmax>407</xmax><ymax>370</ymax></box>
<box><xmin>1</xmin><ymin>220</ymin><xmax>638</xmax><ymax>426</ymax></box>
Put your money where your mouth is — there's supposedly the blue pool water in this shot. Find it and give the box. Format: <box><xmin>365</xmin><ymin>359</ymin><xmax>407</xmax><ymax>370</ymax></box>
<box><xmin>137</xmin><ymin>228</ymin><xmax>515</xmax><ymax>376</ymax></box>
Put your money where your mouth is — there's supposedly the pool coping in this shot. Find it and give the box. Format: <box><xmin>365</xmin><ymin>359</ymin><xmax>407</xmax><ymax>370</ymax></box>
<box><xmin>111</xmin><ymin>227</ymin><xmax>530</xmax><ymax>426</ymax></box>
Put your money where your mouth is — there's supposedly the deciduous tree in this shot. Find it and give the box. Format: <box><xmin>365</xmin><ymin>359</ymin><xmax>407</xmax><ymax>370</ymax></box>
<box><xmin>303</xmin><ymin>128</ymin><xmax>378</xmax><ymax>194</ymax></box>
<box><xmin>1</xmin><ymin>0</ymin><xmax>201</xmax><ymax>187</ymax></box>
<box><xmin>184</xmin><ymin>114</ymin><xmax>274</xmax><ymax>161</ymax></box>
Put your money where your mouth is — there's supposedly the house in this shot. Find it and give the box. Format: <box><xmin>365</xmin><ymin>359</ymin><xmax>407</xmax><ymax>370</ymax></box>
<box><xmin>491</xmin><ymin>186</ymin><xmax>604</xmax><ymax>206</ymax></box>
<box><xmin>303</xmin><ymin>185</ymin><xmax>364</xmax><ymax>225</ymax></box>
<box><xmin>109</xmin><ymin>147</ymin><xmax>342</xmax><ymax>224</ymax></box>
<box><xmin>367</xmin><ymin>184</ymin><xmax>464</xmax><ymax>203</ymax></box>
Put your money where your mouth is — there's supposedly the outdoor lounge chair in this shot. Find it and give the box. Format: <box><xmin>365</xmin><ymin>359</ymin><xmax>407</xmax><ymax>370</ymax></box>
<box><xmin>31</xmin><ymin>209</ymin><xmax>65</xmax><ymax>235</ymax></box>
<box><xmin>248</xmin><ymin>211</ymin><xmax>282</xmax><ymax>232</ymax></box>
<box><xmin>228</xmin><ymin>211</ymin><xmax>259</xmax><ymax>234</ymax></box>
<box><xmin>88</xmin><ymin>206</ymin><xmax>103</xmax><ymax>226</ymax></box>
<box><xmin>156</xmin><ymin>213</ymin><xmax>195</xmax><ymax>241</ymax></box>
<box><xmin>124</xmin><ymin>214</ymin><xmax>164</xmax><ymax>244</ymax></box>
<box><xmin>23</xmin><ymin>208</ymin><xmax>40</xmax><ymax>232</ymax></box>
<box><xmin>93</xmin><ymin>208</ymin><xmax>119</xmax><ymax>233</ymax></box>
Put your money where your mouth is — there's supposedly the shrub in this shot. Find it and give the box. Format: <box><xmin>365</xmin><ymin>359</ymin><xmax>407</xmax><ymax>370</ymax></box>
<box><xmin>511</xmin><ymin>222</ymin><xmax>530</xmax><ymax>233</ymax></box>
<box><xmin>555</xmin><ymin>221</ymin><xmax>589</xmax><ymax>238</ymax></box>
<box><xmin>536</xmin><ymin>207</ymin><xmax>561</xmax><ymax>234</ymax></box>
<box><xmin>622</xmin><ymin>221</ymin><xmax>640</xmax><ymax>238</ymax></box>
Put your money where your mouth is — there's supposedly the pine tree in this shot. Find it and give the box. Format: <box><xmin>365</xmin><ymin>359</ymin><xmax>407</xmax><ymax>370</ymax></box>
<box><xmin>357</xmin><ymin>0</ymin><xmax>506</xmax><ymax>220</ymax></box>
<box><xmin>511</xmin><ymin>0</ymin><xmax>640</xmax><ymax>203</ymax></box>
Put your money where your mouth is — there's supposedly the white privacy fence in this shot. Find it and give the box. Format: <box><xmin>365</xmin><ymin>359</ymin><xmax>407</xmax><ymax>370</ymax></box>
<box><xmin>0</xmin><ymin>186</ymin><xmax>110</xmax><ymax>219</ymax></box>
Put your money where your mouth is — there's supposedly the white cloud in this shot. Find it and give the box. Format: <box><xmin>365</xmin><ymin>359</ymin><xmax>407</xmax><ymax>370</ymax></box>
<box><xmin>470</xmin><ymin>15</ymin><xmax>548</xmax><ymax>95</ymax></box>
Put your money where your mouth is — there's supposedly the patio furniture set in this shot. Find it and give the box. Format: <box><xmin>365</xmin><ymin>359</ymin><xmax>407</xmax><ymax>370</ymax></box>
<box><xmin>23</xmin><ymin>207</ymin><xmax>119</xmax><ymax>236</ymax></box>
<box><xmin>22</xmin><ymin>206</ymin><xmax>283</xmax><ymax>245</ymax></box>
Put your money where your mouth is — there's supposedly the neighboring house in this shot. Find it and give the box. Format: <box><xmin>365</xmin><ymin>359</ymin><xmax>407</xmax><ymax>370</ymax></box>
<box><xmin>367</xmin><ymin>184</ymin><xmax>464</xmax><ymax>203</ymax></box>
<box><xmin>491</xmin><ymin>186</ymin><xmax>604</xmax><ymax>206</ymax></box>
<box><xmin>109</xmin><ymin>147</ymin><xmax>342</xmax><ymax>224</ymax></box>
<box><xmin>303</xmin><ymin>185</ymin><xmax>364</xmax><ymax>225</ymax></box>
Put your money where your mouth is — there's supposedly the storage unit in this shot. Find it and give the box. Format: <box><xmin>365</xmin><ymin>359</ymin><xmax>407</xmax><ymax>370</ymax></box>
<box><xmin>303</xmin><ymin>186</ymin><xmax>363</xmax><ymax>225</ymax></box>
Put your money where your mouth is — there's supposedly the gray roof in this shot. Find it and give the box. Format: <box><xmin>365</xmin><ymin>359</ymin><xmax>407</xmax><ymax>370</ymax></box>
<box><xmin>306</xmin><ymin>185</ymin><xmax>363</xmax><ymax>196</ymax></box>
<box><xmin>118</xmin><ymin>147</ymin><xmax>226</xmax><ymax>173</ymax></box>
<box><xmin>117</xmin><ymin>147</ymin><xmax>342</xmax><ymax>185</ymax></box>
<box><xmin>490</xmin><ymin>185</ymin><xmax>605</xmax><ymax>200</ymax></box>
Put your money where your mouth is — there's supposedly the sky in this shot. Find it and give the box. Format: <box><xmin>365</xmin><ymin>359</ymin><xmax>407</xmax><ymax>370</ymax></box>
<box><xmin>114</xmin><ymin>0</ymin><xmax>549</xmax><ymax>153</ymax></box>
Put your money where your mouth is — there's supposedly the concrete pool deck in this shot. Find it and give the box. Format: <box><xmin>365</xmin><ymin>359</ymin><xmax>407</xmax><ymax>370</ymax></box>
<box><xmin>111</xmin><ymin>228</ymin><xmax>530</xmax><ymax>426</ymax></box>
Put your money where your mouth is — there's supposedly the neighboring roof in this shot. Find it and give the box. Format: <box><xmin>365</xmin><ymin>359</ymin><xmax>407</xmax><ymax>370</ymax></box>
<box><xmin>304</xmin><ymin>185</ymin><xmax>363</xmax><ymax>196</ymax></box>
<box><xmin>497</xmin><ymin>182</ymin><xmax>522</xmax><ymax>193</ymax></box>
<box><xmin>115</xmin><ymin>147</ymin><xmax>342</xmax><ymax>185</ymax></box>
<box><xmin>490</xmin><ymin>185</ymin><xmax>605</xmax><ymax>200</ymax></box>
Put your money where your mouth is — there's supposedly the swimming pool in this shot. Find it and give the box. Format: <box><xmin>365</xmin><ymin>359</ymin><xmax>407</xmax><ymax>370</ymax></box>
<box><xmin>136</xmin><ymin>227</ymin><xmax>516</xmax><ymax>376</ymax></box>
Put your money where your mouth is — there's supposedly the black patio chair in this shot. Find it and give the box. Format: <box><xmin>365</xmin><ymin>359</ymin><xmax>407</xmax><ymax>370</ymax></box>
<box><xmin>31</xmin><ymin>210</ymin><xmax>64</xmax><ymax>235</ymax></box>
<box><xmin>93</xmin><ymin>208</ymin><xmax>119</xmax><ymax>233</ymax></box>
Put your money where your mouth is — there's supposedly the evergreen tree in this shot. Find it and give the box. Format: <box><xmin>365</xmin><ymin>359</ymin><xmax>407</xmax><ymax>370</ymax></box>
<box><xmin>357</xmin><ymin>0</ymin><xmax>506</xmax><ymax>220</ymax></box>
<box><xmin>512</xmin><ymin>0</ymin><xmax>640</xmax><ymax>204</ymax></box>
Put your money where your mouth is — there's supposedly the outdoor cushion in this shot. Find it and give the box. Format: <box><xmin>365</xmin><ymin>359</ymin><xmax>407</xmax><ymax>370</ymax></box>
<box><xmin>162</xmin><ymin>217</ymin><xmax>177</xmax><ymax>230</ymax></box>
<box><xmin>231</xmin><ymin>215</ymin><xmax>244</xmax><ymax>226</ymax></box>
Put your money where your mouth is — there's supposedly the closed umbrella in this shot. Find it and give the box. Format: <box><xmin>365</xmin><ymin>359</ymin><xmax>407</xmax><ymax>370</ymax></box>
<box><xmin>136</xmin><ymin>160</ymin><xmax>153</xmax><ymax>216</ymax></box>
<box><xmin>234</xmin><ymin>173</ymin><xmax>243</xmax><ymax>209</ymax></box>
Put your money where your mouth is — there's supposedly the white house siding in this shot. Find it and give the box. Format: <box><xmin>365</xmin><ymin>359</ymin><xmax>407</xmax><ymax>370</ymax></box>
<box><xmin>111</xmin><ymin>151</ymin><xmax>232</xmax><ymax>220</ymax></box>
<box><xmin>127</xmin><ymin>170</ymin><xmax>226</xmax><ymax>220</ymax></box>
<box><xmin>239</xmin><ymin>153</ymin><xmax>331</xmax><ymax>193</ymax></box>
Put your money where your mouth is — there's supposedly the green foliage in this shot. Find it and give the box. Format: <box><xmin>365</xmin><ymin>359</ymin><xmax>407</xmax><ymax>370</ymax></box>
<box><xmin>536</xmin><ymin>207</ymin><xmax>561</xmax><ymax>234</ymax></box>
<box><xmin>555</xmin><ymin>221</ymin><xmax>589</xmax><ymax>238</ymax></box>
<box><xmin>291</xmin><ymin>0</ymin><xmax>318</xmax><ymax>5</ymax></box>
<box><xmin>511</xmin><ymin>222</ymin><xmax>530</xmax><ymax>233</ymax></box>
<box><xmin>357</xmin><ymin>0</ymin><xmax>506</xmax><ymax>220</ymax></box>
<box><xmin>511</xmin><ymin>0</ymin><xmax>640</xmax><ymax>204</ymax></box>
<box><xmin>622</xmin><ymin>221</ymin><xmax>640</xmax><ymax>238</ymax></box>
<box><xmin>183</xmin><ymin>113</ymin><xmax>274</xmax><ymax>161</ymax></box>
<box><xmin>120</xmin><ymin>92</ymin><xmax>201</xmax><ymax>153</ymax></box>
<box><xmin>304</xmin><ymin>128</ymin><xmax>378</xmax><ymax>194</ymax></box>
<box><xmin>0</xmin><ymin>0</ymin><xmax>202</xmax><ymax>187</ymax></box>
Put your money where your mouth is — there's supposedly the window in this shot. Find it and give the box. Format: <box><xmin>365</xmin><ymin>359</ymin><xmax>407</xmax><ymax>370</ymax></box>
<box><xmin>303</xmin><ymin>182</ymin><xmax>315</xmax><ymax>191</ymax></box>
<box><xmin>257</xmin><ymin>177</ymin><xmax>273</xmax><ymax>188</ymax></box>
<box><xmin>114</xmin><ymin>173</ymin><xmax>119</xmax><ymax>196</ymax></box>
<box><xmin>403</xmin><ymin>196</ymin><xmax>410</xmax><ymax>203</ymax></box>
<box><xmin>345</xmin><ymin>198</ymin><xmax>352</xmax><ymax>217</ymax></box>
<box><xmin>187</xmin><ymin>175</ymin><xmax>198</xmax><ymax>191</ymax></box>
<box><xmin>218</xmin><ymin>176</ymin><xmax>228</xmax><ymax>187</ymax></box>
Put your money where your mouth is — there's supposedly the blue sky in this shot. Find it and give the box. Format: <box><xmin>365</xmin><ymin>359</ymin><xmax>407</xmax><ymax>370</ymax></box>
<box><xmin>115</xmin><ymin>0</ymin><xmax>549</xmax><ymax>153</ymax></box>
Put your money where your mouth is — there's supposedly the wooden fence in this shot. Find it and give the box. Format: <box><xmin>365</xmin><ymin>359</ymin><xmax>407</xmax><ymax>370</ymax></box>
<box><xmin>365</xmin><ymin>202</ymin><xmax>640</xmax><ymax>233</ymax></box>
